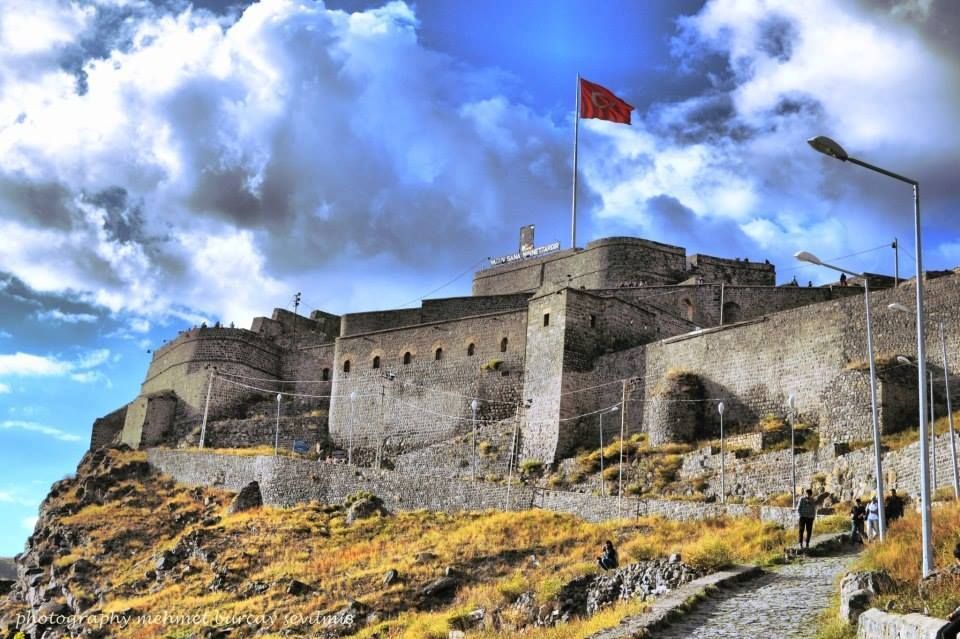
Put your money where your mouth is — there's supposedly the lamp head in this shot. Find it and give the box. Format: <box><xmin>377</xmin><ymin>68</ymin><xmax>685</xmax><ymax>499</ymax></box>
<box><xmin>888</xmin><ymin>302</ymin><xmax>911</xmax><ymax>314</ymax></box>
<box><xmin>794</xmin><ymin>251</ymin><xmax>822</xmax><ymax>265</ymax></box>
<box><xmin>470</xmin><ymin>399</ymin><xmax>479</xmax><ymax>411</ymax></box>
<box><xmin>350</xmin><ymin>391</ymin><xmax>357</xmax><ymax>401</ymax></box>
<box><xmin>896</xmin><ymin>355</ymin><xmax>913</xmax><ymax>366</ymax></box>
<box><xmin>718</xmin><ymin>401</ymin><xmax>725</xmax><ymax>415</ymax></box>
<box><xmin>276</xmin><ymin>393</ymin><xmax>282</xmax><ymax>402</ymax></box>
<box><xmin>787</xmin><ymin>394</ymin><xmax>796</xmax><ymax>411</ymax></box>
<box><xmin>609</xmin><ymin>405</ymin><xmax>620</xmax><ymax>414</ymax></box>
<box><xmin>807</xmin><ymin>136</ymin><xmax>849</xmax><ymax>161</ymax></box>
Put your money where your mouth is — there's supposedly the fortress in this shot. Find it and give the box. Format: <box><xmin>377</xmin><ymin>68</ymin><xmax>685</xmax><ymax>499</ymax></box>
<box><xmin>89</xmin><ymin>233</ymin><xmax>960</xmax><ymax>499</ymax></box>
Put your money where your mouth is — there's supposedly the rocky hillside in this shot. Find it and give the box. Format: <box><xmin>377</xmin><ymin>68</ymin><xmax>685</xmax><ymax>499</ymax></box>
<box><xmin>0</xmin><ymin>447</ymin><xmax>793</xmax><ymax>639</ymax></box>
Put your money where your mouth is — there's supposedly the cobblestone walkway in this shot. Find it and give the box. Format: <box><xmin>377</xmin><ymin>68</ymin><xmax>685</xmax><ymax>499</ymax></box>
<box><xmin>654</xmin><ymin>548</ymin><xmax>859</xmax><ymax>639</ymax></box>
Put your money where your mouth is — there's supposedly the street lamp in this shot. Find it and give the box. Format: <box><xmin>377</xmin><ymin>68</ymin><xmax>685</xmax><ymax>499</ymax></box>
<box><xmin>718</xmin><ymin>401</ymin><xmax>726</xmax><ymax>504</ymax></box>
<box><xmin>788</xmin><ymin>394</ymin><xmax>797</xmax><ymax>508</ymax></box>
<box><xmin>470</xmin><ymin>399</ymin><xmax>479</xmax><ymax>480</ymax></box>
<box><xmin>895</xmin><ymin>353</ymin><xmax>939</xmax><ymax>492</ymax></box>
<box><xmin>349</xmin><ymin>391</ymin><xmax>357</xmax><ymax>465</ymax></box>
<box><xmin>890</xmin><ymin>304</ymin><xmax>960</xmax><ymax>499</ymax></box>
<box><xmin>795</xmin><ymin>250</ymin><xmax>886</xmax><ymax>539</ymax></box>
<box><xmin>274</xmin><ymin>393</ymin><xmax>283</xmax><ymax>456</ymax></box>
<box><xmin>807</xmin><ymin>134</ymin><xmax>931</xmax><ymax>575</ymax></box>
<box><xmin>598</xmin><ymin>406</ymin><xmax>620</xmax><ymax>497</ymax></box>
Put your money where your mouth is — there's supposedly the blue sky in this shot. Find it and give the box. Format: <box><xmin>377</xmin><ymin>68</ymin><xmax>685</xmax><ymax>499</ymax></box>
<box><xmin>1</xmin><ymin>0</ymin><xmax>959</xmax><ymax>555</ymax></box>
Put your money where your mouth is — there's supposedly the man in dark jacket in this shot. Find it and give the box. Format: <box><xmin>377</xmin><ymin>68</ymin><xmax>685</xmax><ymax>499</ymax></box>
<box><xmin>797</xmin><ymin>489</ymin><xmax>817</xmax><ymax>549</ymax></box>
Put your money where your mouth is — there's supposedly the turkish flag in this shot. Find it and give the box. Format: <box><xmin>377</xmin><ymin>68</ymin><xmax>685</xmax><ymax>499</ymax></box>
<box><xmin>579</xmin><ymin>78</ymin><xmax>634</xmax><ymax>124</ymax></box>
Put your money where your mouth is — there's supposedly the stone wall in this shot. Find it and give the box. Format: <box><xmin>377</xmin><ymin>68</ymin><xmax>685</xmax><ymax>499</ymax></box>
<box><xmin>328</xmin><ymin>310</ymin><xmax>527</xmax><ymax>457</ymax></box>
<box><xmin>473</xmin><ymin>237</ymin><xmax>689</xmax><ymax>296</ymax></box>
<box><xmin>686</xmin><ymin>254</ymin><xmax>775</xmax><ymax>286</ymax></box>
<box><xmin>857</xmin><ymin>608</ymin><xmax>949</xmax><ymax>639</ymax></box>
<box><xmin>679</xmin><ymin>431</ymin><xmax>960</xmax><ymax>501</ymax></box>
<box><xmin>181</xmin><ymin>413</ymin><xmax>328</xmax><ymax>451</ymax></box>
<box><xmin>577</xmin><ymin>273</ymin><xmax>960</xmax><ymax>450</ymax></box>
<box><xmin>593</xmin><ymin>285</ymin><xmax>863</xmax><ymax>336</ymax></box>
<box><xmin>90</xmin><ymin>406</ymin><xmax>127</xmax><ymax>449</ymax></box>
<box><xmin>141</xmin><ymin>327</ymin><xmax>282</xmax><ymax>417</ymax></box>
<box><xmin>145</xmin><ymin>449</ymin><xmax>796</xmax><ymax>526</ymax></box>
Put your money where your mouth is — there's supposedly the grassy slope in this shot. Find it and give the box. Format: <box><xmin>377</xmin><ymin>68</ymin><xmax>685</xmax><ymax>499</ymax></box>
<box><xmin>1</xmin><ymin>450</ymin><xmax>799</xmax><ymax>639</ymax></box>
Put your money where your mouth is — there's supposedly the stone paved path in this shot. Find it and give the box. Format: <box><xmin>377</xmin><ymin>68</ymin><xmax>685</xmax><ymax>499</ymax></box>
<box><xmin>653</xmin><ymin>548</ymin><xmax>860</xmax><ymax>639</ymax></box>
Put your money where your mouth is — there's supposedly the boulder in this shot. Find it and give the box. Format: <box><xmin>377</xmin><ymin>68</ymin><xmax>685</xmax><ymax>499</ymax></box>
<box><xmin>345</xmin><ymin>496</ymin><xmax>388</xmax><ymax>524</ymax></box>
<box><xmin>420</xmin><ymin>575</ymin><xmax>459</xmax><ymax>599</ymax></box>
<box><xmin>227</xmin><ymin>482</ymin><xmax>262</xmax><ymax>514</ymax></box>
<box><xmin>839</xmin><ymin>571</ymin><xmax>894</xmax><ymax>624</ymax></box>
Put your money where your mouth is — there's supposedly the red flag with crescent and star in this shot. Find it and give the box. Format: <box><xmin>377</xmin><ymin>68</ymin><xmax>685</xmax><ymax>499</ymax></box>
<box><xmin>579</xmin><ymin>78</ymin><xmax>634</xmax><ymax>124</ymax></box>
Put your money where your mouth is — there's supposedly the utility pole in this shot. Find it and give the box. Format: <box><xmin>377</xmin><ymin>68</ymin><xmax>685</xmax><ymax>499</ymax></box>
<box><xmin>199</xmin><ymin>366</ymin><xmax>216</xmax><ymax>449</ymax></box>
<box><xmin>292</xmin><ymin>292</ymin><xmax>301</xmax><ymax>345</ymax></box>
<box><xmin>617</xmin><ymin>379</ymin><xmax>627</xmax><ymax>517</ymax></box>
<box><xmin>892</xmin><ymin>239</ymin><xmax>899</xmax><ymax>286</ymax></box>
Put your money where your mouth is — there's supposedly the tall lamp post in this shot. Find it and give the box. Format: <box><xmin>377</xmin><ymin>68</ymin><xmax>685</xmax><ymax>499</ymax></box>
<box><xmin>470</xmin><ymin>399</ymin><xmax>479</xmax><ymax>480</ymax></box>
<box><xmin>807</xmin><ymin>135</ymin><xmax>931</xmax><ymax>575</ymax></box>
<box><xmin>788</xmin><ymin>394</ymin><xmax>797</xmax><ymax>507</ymax></box>
<box><xmin>348</xmin><ymin>391</ymin><xmax>357</xmax><ymax>465</ymax></box>
<box><xmin>890</xmin><ymin>304</ymin><xmax>960</xmax><ymax>499</ymax></box>
<box><xmin>274</xmin><ymin>393</ymin><xmax>282</xmax><ymax>456</ymax></box>
<box><xmin>718</xmin><ymin>401</ymin><xmax>726</xmax><ymax>504</ymax></box>
<box><xmin>598</xmin><ymin>406</ymin><xmax>619</xmax><ymax>497</ymax></box>
<box><xmin>796</xmin><ymin>251</ymin><xmax>886</xmax><ymax>539</ymax></box>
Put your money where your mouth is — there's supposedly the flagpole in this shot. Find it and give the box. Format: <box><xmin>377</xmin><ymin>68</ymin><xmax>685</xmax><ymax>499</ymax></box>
<box><xmin>571</xmin><ymin>73</ymin><xmax>580</xmax><ymax>250</ymax></box>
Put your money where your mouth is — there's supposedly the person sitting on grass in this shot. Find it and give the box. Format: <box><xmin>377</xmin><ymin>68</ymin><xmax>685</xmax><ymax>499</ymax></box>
<box><xmin>597</xmin><ymin>540</ymin><xmax>618</xmax><ymax>571</ymax></box>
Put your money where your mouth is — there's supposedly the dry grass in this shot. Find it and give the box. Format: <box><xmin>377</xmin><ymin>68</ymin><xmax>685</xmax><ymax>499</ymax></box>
<box><xmin>853</xmin><ymin>499</ymin><xmax>960</xmax><ymax>618</ymax></box>
<box><xmin>18</xmin><ymin>450</ymin><xmax>804</xmax><ymax>639</ymax></box>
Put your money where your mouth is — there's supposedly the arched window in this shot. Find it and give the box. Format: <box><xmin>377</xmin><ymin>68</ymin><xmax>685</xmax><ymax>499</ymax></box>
<box><xmin>322</xmin><ymin>368</ymin><xmax>329</xmax><ymax>381</ymax></box>
<box><xmin>343</xmin><ymin>360</ymin><xmax>351</xmax><ymax>373</ymax></box>
<box><xmin>500</xmin><ymin>337</ymin><xmax>508</xmax><ymax>353</ymax></box>
<box><xmin>435</xmin><ymin>347</ymin><xmax>443</xmax><ymax>361</ymax></box>
<box><xmin>372</xmin><ymin>355</ymin><xmax>380</xmax><ymax>369</ymax></box>
<box><xmin>467</xmin><ymin>343</ymin><xmax>475</xmax><ymax>357</ymax></box>
<box><xmin>403</xmin><ymin>352</ymin><xmax>412</xmax><ymax>365</ymax></box>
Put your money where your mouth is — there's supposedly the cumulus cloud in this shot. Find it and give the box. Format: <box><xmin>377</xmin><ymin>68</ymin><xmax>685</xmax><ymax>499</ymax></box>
<box><xmin>0</xmin><ymin>383</ymin><xmax>9</xmax><ymax>394</ymax></box>
<box><xmin>583</xmin><ymin>0</ymin><xmax>960</xmax><ymax>276</ymax></box>
<box><xmin>21</xmin><ymin>516</ymin><xmax>39</xmax><ymax>531</ymax></box>
<box><xmin>0</xmin><ymin>348</ymin><xmax>110</xmax><ymax>382</ymax></box>
<box><xmin>0</xmin><ymin>0</ymin><xmax>566</xmax><ymax>322</ymax></box>
<box><xmin>0</xmin><ymin>420</ymin><xmax>83</xmax><ymax>442</ymax></box>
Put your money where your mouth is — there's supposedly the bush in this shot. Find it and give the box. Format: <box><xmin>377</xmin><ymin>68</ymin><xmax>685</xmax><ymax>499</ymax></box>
<box><xmin>478</xmin><ymin>441</ymin><xmax>497</xmax><ymax>456</ymax></box>
<box><xmin>519</xmin><ymin>458</ymin><xmax>544</xmax><ymax>475</ymax></box>
<box><xmin>497</xmin><ymin>569</ymin><xmax>529</xmax><ymax>602</ymax></box>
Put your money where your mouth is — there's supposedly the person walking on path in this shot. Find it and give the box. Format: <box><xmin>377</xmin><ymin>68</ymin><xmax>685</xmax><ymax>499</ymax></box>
<box><xmin>849</xmin><ymin>498</ymin><xmax>866</xmax><ymax>544</ymax></box>
<box><xmin>797</xmin><ymin>489</ymin><xmax>817</xmax><ymax>549</ymax></box>
<box><xmin>866</xmin><ymin>496</ymin><xmax>881</xmax><ymax>541</ymax></box>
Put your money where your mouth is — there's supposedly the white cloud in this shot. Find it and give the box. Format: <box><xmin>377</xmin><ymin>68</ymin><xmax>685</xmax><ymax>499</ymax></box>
<box><xmin>0</xmin><ymin>348</ymin><xmax>111</xmax><ymax>382</ymax></box>
<box><xmin>35</xmin><ymin>308</ymin><xmax>98</xmax><ymax>324</ymax></box>
<box><xmin>0</xmin><ymin>0</ymin><xmax>566</xmax><ymax>323</ymax></box>
<box><xmin>0</xmin><ymin>420</ymin><xmax>84</xmax><ymax>442</ymax></box>
<box><xmin>0</xmin><ymin>488</ymin><xmax>37</xmax><ymax>506</ymax></box>
<box><xmin>21</xmin><ymin>515</ymin><xmax>39</xmax><ymax>531</ymax></box>
<box><xmin>582</xmin><ymin>0</ymin><xmax>960</xmax><ymax>278</ymax></box>
<box><xmin>0</xmin><ymin>330</ymin><xmax>10</xmax><ymax>338</ymax></box>
<box><xmin>0</xmin><ymin>383</ymin><xmax>10</xmax><ymax>394</ymax></box>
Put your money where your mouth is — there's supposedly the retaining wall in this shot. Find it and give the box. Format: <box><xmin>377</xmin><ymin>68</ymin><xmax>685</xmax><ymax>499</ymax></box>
<box><xmin>145</xmin><ymin>449</ymin><xmax>796</xmax><ymax>526</ymax></box>
<box><xmin>857</xmin><ymin>608</ymin><xmax>949</xmax><ymax>639</ymax></box>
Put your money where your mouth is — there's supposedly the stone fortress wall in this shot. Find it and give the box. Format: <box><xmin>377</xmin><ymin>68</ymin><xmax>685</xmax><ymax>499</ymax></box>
<box><xmin>94</xmin><ymin>232</ymin><xmax>960</xmax><ymax>514</ymax></box>
<box><xmin>328</xmin><ymin>309</ymin><xmax>529</xmax><ymax>455</ymax></box>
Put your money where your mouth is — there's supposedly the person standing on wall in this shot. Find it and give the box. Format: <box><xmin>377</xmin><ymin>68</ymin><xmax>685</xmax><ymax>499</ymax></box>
<box><xmin>797</xmin><ymin>489</ymin><xmax>817</xmax><ymax>549</ymax></box>
<box><xmin>865</xmin><ymin>496</ymin><xmax>881</xmax><ymax>541</ymax></box>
